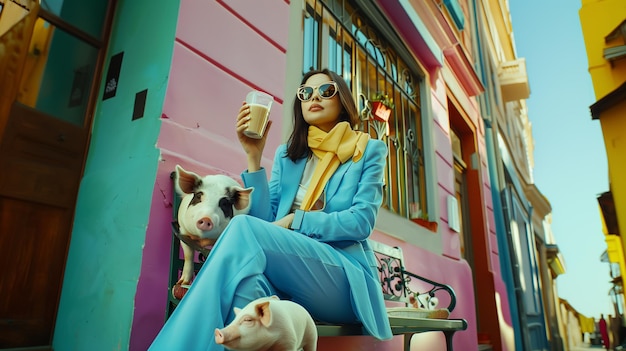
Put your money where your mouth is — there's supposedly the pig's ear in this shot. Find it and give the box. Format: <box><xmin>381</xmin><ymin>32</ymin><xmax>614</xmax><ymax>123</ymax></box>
<box><xmin>233</xmin><ymin>307</ymin><xmax>241</xmax><ymax>315</ymax></box>
<box><xmin>256</xmin><ymin>301</ymin><xmax>272</xmax><ymax>327</ymax></box>
<box><xmin>175</xmin><ymin>165</ymin><xmax>202</xmax><ymax>194</ymax></box>
<box><xmin>232</xmin><ymin>186</ymin><xmax>254</xmax><ymax>211</ymax></box>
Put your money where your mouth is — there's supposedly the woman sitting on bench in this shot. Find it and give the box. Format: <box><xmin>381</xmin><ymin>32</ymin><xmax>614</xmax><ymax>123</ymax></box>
<box><xmin>149</xmin><ymin>68</ymin><xmax>392</xmax><ymax>350</ymax></box>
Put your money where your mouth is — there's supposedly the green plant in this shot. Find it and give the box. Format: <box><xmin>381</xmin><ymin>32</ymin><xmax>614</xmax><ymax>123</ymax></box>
<box><xmin>371</xmin><ymin>92</ymin><xmax>395</xmax><ymax>109</ymax></box>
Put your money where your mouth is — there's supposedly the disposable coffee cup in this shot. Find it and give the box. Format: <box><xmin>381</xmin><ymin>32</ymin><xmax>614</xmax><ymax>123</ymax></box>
<box><xmin>244</xmin><ymin>91</ymin><xmax>273</xmax><ymax>139</ymax></box>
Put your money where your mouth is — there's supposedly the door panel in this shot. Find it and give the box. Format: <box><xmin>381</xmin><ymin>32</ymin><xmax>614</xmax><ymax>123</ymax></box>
<box><xmin>0</xmin><ymin>101</ymin><xmax>84</xmax><ymax>350</ymax></box>
<box><xmin>1</xmin><ymin>104</ymin><xmax>86</xmax><ymax>208</ymax></box>
<box><xmin>0</xmin><ymin>196</ymin><xmax>72</xmax><ymax>347</ymax></box>
<box><xmin>509</xmin><ymin>191</ymin><xmax>550</xmax><ymax>350</ymax></box>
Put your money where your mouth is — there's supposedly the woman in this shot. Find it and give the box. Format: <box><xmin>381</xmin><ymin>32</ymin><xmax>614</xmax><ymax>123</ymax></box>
<box><xmin>599</xmin><ymin>314</ymin><xmax>610</xmax><ymax>350</ymax></box>
<box><xmin>149</xmin><ymin>69</ymin><xmax>392</xmax><ymax>349</ymax></box>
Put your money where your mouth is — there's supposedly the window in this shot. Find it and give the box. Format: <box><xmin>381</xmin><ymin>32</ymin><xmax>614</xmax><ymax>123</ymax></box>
<box><xmin>451</xmin><ymin>127</ymin><xmax>470</xmax><ymax>257</ymax></box>
<box><xmin>442</xmin><ymin>0</ymin><xmax>465</xmax><ymax>31</ymax></box>
<box><xmin>2</xmin><ymin>0</ymin><xmax>111</xmax><ymax>127</ymax></box>
<box><xmin>303</xmin><ymin>0</ymin><xmax>429</xmax><ymax>221</ymax></box>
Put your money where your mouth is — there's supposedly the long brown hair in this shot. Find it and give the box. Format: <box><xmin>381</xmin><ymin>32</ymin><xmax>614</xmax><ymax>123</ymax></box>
<box><xmin>286</xmin><ymin>68</ymin><xmax>360</xmax><ymax>161</ymax></box>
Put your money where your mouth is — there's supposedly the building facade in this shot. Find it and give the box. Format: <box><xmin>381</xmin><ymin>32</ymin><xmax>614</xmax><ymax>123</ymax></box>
<box><xmin>580</xmin><ymin>0</ymin><xmax>626</xmax><ymax>348</ymax></box>
<box><xmin>471</xmin><ymin>0</ymin><xmax>566</xmax><ymax>350</ymax></box>
<box><xmin>0</xmin><ymin>0</ymin><xmax>563</xmax><ymax>350</ymax></box>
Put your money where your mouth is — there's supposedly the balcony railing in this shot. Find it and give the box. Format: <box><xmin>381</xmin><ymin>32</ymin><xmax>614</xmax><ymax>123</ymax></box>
<box><xmin>498</xmin><ymin>58</ymin><xmax>530</xmax><ymax>102</ymax></box>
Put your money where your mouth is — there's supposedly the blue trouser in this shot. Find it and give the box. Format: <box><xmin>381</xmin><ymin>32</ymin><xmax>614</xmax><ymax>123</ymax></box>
<box><xmin>148</xmin><ymin>215</ymin><xmax>360</xmax><ymax>350</ymax></box>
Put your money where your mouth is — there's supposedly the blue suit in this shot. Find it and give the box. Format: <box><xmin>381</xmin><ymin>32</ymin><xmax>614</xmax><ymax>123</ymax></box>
<box><xmin>149</xmin><ymin>139</ymin><xmax>392</xmax><ymax>350</ymax></box>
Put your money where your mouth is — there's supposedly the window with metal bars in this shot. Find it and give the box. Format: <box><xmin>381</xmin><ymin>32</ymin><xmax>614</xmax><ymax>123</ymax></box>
<box><xmin>303</xmin><ymin>0</ymin><xmax>430</xmax><ymax>222</ymax></box>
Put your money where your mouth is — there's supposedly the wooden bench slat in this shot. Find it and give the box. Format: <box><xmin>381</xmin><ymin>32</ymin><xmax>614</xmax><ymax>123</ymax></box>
<box><xmin>387</xmin><ymin>317</ymin><xmax>468</xmax><ymax>331</ymax></box>
<box><xmin>315</xmin><ymin>324</ymin><xmax>364</xmax><ymax>337</ymax></box>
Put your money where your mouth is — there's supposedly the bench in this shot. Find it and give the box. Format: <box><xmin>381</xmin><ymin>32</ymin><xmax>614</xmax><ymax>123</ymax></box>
<box><xmin>315</xmin><ymin>240</ymin><xmax>468</xmax><ymax>350</ymax></box>
<box><xmin>166</xmin><ymin>173</ymin><xmax>468</xmax><ymax>350</ymax></box>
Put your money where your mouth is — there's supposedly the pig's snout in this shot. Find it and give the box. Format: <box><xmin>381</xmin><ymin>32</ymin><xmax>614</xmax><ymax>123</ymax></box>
<box><xmin>215</xmin><ymin>328</ymin><xmax>238</xmax><ymax>345</ymax></box>
<box><xmin>196</xmin><ymin>217</ymin><xmax>213</xmax><ymax>231</ymax></box>
<box><xmin>214</xmin><ymin>328</ymin><xmax>225</xmax><ymax>344</ymax></box>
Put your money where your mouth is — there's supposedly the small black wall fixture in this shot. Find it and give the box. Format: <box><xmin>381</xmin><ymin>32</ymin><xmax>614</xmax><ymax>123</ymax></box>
<box><xmin>103</xmin><ymin>52</ymin><xmax>124</xmax><ymax>100</ymax></box>
<box><xmin>133</xmin><ymin>89</ymin><xmax>148</xmax><ymax>120</ymax></box>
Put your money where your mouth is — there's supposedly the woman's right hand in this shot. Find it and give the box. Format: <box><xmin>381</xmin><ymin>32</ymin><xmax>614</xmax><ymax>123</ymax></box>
<box><xmin>236</xmin><ymin>102</ymin><xmax>272</xmax><ymax>172</ymax></box>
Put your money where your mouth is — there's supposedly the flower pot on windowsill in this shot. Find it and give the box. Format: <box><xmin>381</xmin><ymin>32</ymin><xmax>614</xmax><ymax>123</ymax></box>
<box><xmin>411</xmin><ymin>218</ymin><xmax>438</xmax><ymax>232</ymax></box>
<box><xmin>371</xmin><ymin>101</ymin><xmax>392</xmax><ymax>122</ymax></box>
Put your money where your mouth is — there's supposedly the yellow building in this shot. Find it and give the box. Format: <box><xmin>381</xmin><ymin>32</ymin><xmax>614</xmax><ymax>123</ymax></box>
<box><xmin>579</xmin><ymin>0</ymin><xmax>626</xmax><ymax>317</ymax></box>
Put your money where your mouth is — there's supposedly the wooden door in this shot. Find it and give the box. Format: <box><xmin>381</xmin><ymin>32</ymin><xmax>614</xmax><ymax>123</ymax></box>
<box><xmin>0</xmin><ymin>0</ymin><xmax>115</xmax><ymax>348</ymax></box>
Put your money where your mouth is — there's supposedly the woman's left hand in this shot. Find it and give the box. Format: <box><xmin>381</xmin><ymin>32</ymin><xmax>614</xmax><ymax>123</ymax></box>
<box><xmin>273</xmin><ymin>213</ymin><xmax>295</xmax><ymax>229</ymax></box>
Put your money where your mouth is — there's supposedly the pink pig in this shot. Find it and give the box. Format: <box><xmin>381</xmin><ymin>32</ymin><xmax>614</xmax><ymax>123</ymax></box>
<box><xmin>174</xmin><ymin>165</ymin><xmax>253</xmax><ymax>285</ymax></box>
<box><xmin>215</xmin><ymin>296</ymin><xmax>318</xmax><ymax>351</ymax></box>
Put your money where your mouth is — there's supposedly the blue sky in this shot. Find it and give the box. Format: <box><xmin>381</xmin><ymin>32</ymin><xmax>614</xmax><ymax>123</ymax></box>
<box><xmin>508</xmin><ymin>1</ymin><xmax>613</xmax><ymax>319</ymax></box>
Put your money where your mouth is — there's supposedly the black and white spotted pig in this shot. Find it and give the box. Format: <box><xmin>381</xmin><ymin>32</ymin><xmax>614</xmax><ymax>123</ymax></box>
<box><xmin>173</xmin><ymin>165</ymin><xmax>253</xmax><ymax>285</ymax></box>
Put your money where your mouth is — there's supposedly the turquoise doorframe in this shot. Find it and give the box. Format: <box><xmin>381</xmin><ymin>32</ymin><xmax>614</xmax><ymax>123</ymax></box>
<box><xmin>52</xmin><ymin>1</ymin><xmax>180</xmax><ymax>350</ymax></box>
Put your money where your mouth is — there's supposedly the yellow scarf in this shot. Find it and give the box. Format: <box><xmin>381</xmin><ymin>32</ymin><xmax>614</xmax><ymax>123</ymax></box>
<box><xmin>300</xmin><ymin>121</ymin><xmax>370</xmax><ymax>211</ymax></box>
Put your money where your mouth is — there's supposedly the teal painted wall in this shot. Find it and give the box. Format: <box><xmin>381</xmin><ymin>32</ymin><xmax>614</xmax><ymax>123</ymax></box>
<box><xmin>52</xmin><ymin>0</ymin><xmax>179</xmax><ymax>349</ymax></box>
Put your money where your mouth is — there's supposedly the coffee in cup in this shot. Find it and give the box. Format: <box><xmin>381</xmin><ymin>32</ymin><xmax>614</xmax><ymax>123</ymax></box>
<box><xmin>244</xmin><ymin>91</ymin><xmax>273</xmax><ymax>139</ymax></box>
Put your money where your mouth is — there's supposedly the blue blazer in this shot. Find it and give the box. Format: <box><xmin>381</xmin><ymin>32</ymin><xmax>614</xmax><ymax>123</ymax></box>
<box><xmin>241</xmin><ymin>138</ymin><xmax>392</xmax><ymax>340</ymax></box>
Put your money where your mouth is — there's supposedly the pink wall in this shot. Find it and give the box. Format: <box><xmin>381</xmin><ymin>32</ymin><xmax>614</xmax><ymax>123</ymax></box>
<box><xmin>130</xmin><ymin>1</ymin><xmax>289</xmax><ymax>350</ymax></box>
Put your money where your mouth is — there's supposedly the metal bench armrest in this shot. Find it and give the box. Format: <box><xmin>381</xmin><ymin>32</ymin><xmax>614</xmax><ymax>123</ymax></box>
<box><xmin>402</xmin><ymin>270</ymin><xmax>458</xmax><ymax>313</ymax></box>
